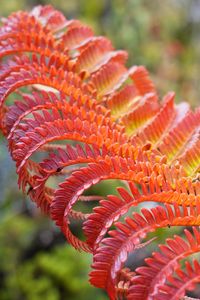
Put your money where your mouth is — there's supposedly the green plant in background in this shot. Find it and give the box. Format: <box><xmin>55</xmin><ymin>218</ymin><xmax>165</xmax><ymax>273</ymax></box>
<box><xmin>4</xmin><ymin>245</ymin><xmax>107</xmax><ymax>300</ymax></box>
<box><xmin>0</xmin><ymin>215</ymin><xmax>106</xmax><ymax>300</ymax></box>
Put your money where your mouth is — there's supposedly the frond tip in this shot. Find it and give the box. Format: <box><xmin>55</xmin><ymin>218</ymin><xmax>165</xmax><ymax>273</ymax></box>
<box><xmin>0</xmin><ymin>5</ymin><xmax>200</xmax><ymax>300</ymax></box>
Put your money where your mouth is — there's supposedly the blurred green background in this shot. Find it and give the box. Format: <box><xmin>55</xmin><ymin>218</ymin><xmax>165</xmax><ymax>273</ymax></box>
<box><xmin>0</xmin><ymin>0</ymin><xmax>200</xmax><ymax>299</ymax></box>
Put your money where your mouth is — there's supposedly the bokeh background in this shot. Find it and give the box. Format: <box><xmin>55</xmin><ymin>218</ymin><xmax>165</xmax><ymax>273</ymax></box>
<box><xmin>0</xmin><ymin>1</ymin><xmax>200</xmax><ymax>299</ymax></box>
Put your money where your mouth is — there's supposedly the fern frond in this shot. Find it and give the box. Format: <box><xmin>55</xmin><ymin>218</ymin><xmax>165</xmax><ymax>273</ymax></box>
<box><xmin>1</xmin><ymin>5</ymin><xmax>200</xmax><ymax>299</ymax></box>
<box><xmin>90</xmin><ymin>204</ymin><xmax>200</xmax><ymax>298</ymax></box>
<box><xmin>146</xmin><ymin>259</ymin><xmax>200</xmax><ymax>300</ymax></box>
<box><xmin>128</xmin><ymin>227</ymin><xmax>200</xmax><ymax>299</ymax></box>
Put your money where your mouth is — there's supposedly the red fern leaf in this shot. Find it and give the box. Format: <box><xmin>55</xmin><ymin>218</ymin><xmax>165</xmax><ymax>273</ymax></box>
<box><xmin>90</xmin><ymin>203</ymin><xmax>200</xmax><ymax>298</ymax></box>
<box><xmin>1</xmin><ymin>5</ymin><xmax>200</xmax><ymax>299</ymax></box>
<box><xmin>128</xmin><ymin>227</ymin><xmax>200</xmax><ymax>299</ymax></box>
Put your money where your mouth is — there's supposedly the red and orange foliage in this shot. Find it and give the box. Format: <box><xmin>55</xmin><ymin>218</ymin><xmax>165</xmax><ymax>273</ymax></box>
<box><xmin>0</xmin><ymin>5</ymin><xmax>200</xmax><ymax>300</ymax></box>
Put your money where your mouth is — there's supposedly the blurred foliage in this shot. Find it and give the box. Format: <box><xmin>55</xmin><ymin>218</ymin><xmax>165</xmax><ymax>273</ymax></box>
<box><xmin>0</xmin><ymin>0</ymin><xmax>200</xmax><ymax>299</ymax></box>
<box><xmin>0</xmin><ymin>213</ymin><xmax>106</xmax><ymax>300</ymax></box>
